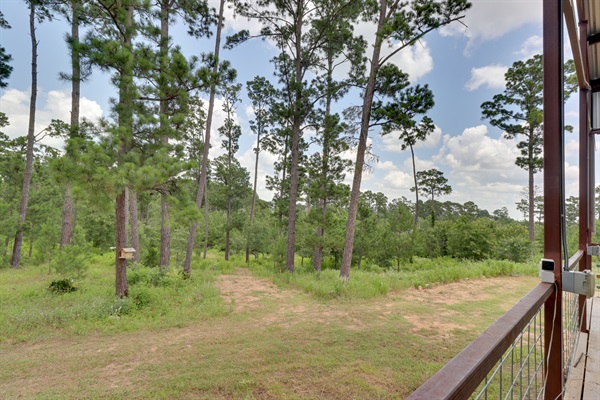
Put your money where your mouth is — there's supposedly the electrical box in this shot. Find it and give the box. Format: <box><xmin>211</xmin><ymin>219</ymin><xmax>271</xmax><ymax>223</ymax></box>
<box><xmin>562</xmin><ymin>270</ymin><xmax>596</xmax><ymax>298</ymax></box>
<box><xmin>586</xmin><ymin>244</ymin><xmax>600</xmax><ymax>257</ymax></box>
<box><xmin>119</xmin><ymin>247</ymin><xmax>136</xmax><ymax>260</ymax></box>
<box><xmin>539</xmin><ymin>258</ymin><xmax>555</xmax><ymax>284</ymax></box>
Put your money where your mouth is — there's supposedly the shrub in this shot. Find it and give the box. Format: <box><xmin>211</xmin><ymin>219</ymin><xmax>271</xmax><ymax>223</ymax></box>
<box><xmin>50</xmin><ymin>245</ymin><xmax>89</xmax><ymax>278</ymax></box>
<box><xmin>48</xmin><ymin>278</ymin><xmax>77</xmax><ymax>294</ymax></box>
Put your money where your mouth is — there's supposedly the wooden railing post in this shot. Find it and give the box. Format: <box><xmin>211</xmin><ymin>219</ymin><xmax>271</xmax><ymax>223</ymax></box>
<box><xmin>543</xmin><ymin>0</ymin><xmax>564</xmax><ymax>398</ymax></box>
<box><xmin>579</xmin><ymin>15</ymin><xmax>591</xmax><ymax>334</ymax></box>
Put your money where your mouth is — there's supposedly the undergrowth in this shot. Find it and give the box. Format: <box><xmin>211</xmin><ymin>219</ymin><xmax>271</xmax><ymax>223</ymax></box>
<box><xmin>0</xmin><ymin>250</ymin><xmax>537</xmax><ymax>343</ymax></box>
<box><xmin>0</xmin><ymin>252</ymin><xmax>230</xmax><ymax>343</ymax></box>
<box><xmin>249</xmin><ymin>256</ymin><xmax>537</xmax><ymax>300</ymax></box>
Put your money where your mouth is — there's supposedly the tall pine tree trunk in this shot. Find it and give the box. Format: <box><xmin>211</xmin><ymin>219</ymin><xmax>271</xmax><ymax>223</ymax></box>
<box><xmin>129</xmin><ymin>189</ymin><xmax>140</xmax><ymax>262</ymax></box>
<box><xmin>11</xmin><ymin>4</ymin><xmax>38</xmax><ymax>268</ymax></box>
<box><xmin>184</xmin><ymin>0</ymin><xmax>224</xmax><ymax>275</ymax></box>
<box><xmin>340</xmin><ymin>1</ymin><xmax>386</xmax><ymax>282</ymax></box>
<box><xmin>203</xmin><ymin>188</ymin><xmax>209</xmax><ymax>259</ymax></box>
<box><xmin>410</xmin><ymin>143</ymin><xmax>419</xmax><ymax>227</ymax></box>
<box><xmin>285</xmin><ymin>2</ymin><xmax>304</xmax><ymax>273</ymax></box>
<box><xmin>528</xmin><ymin>137</ymin><xmax>535</xmax><ymax>241</ymax></box>
<box><xmin>160</xmin><ymin>195</ymin><xmax>170</xmax><ymax>267</ymax></box>
<box><xmin>115</xmin><ymin>4</ymin><xmax>134</xmax><ymax>298</ymax></box>
<box><xmin>277</xmin><ymin>136</ymin><xmax>289</xmax><ymax>236</ymax></box>
<box><xmin>313</xmin><ymin>60</ymin><xmax>333</xmax><ymax>274</ymax></box>
<box><xmin>115</xmin><ymin>189</ymin><xmax>128</xmax><ymax>297</ymax></box>
<box><xmin>246</xmin><ymin>130</ymin><xmax>260</xmax><ymax>263</ymax></box>
<box><xmin>159</xmin><ymin>0</ymin><xmax>171</xmax><ymax>268</ymax></box>
<box><xmin>60</xmin><ymin>1</ymin><xmax>81</xmax><ymax>250</ymax></box>
<box><xmin>225</xmin><ymin>195</ymin><xmax>231</xmax><ymax>261</ymax></box>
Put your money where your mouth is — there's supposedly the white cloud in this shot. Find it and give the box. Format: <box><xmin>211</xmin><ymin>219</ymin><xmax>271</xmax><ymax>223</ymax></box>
<box><xmin>402</xmin><ymin>155</ymin><xmax>436</xmax><ymax>173</ymax></box>
<box><xmin>419</xmin><ymin>126</ymin><xmax>442</xmax><ymax>148</ymax></box>
<box><xmin>434</xmin><ymin>125</ymin><xmax>528</xmax><ymax>215</ymax></box>
<box><xmin>238</xmin><ymin>145</ymin><xmax>277</xmax><ymax>201</ymax></box>
<box><xmin>340</xmin><ymin>21</ymin><xmax>434</xmax><ymax>83</ymax></box>
<box><xmin>380</xmin><ymin>125</ymin><xmax>442</xmax><ymax>153</ymax></box>
<box><xmin>465</xmin><ymin>65</ymin><xmax>508</xmax><ymax>91</ymax></box>
<box><xmin>382</xmin><ymin>169</ymin><xmax>413</xmax><ymax>191</ymax></box>
<box><xmin>387</xmin><ymin>40</ymin><xmax>434</xmax><ymax>83</ymax></box>
<box><xmin>1</xmin><ymin>88</ymin><xmax>103</xmax><ymax>149</ymax></box>
<box><xmin>440</xmin><ymin>0</ymin><xmax>542</xmax><ymax>54</ymax></box>
<box><xmin>216</xmin><ymin>0</ymin><xmax>263</xmax><ymax>37</ymax></box>
<box><xmin>516</xmin><ymin>35</ymin><xmax>543</xmax><ymax>59</ymax></box>
<box><xmin>378</xmin><ymin>160</ymin><xmax>398</xmax><ymax>171</ymax></box>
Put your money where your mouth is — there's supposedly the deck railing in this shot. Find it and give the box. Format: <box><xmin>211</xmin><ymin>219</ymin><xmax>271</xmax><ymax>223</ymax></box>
<box><xmin>407</xmin><ymin>283</ymin><xmax>554</xmax><ymax>400</ymax></box>
<box><xmin>562</xmin><ymin>250</ymin><xmax>585</xmax><ymax>385</ymax></box>
<box><xmin>407</xmin><ymin>251</ymin><xmax>588</xmax><ymax>400</ymax></box>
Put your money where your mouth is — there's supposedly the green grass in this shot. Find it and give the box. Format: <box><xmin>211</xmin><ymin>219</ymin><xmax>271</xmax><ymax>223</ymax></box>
<box><xmin>250</xmin><ymin>256</ymin><xmax>537</xmax><ymax>300</ymax></box>
<box><xmin>0</xmin><ymin>252</ymin><xmax>231</xmax><ymax>343</ymax></box>
<box><xmin>0</xmin><ymin>252</ymin><xmax>539</xmax><ymax>399</ymax></box>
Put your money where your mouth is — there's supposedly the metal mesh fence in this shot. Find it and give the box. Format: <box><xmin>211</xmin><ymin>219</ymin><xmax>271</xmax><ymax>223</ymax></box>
<box><xmin>471</xmin><ymin>307</ymin><xmax>546</xmax><ymax>400</ymax></box>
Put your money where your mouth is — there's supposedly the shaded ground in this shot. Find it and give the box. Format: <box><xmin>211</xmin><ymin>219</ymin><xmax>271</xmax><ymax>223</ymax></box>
<box><xmin>0</xmin><ymin>268</ymin><xmax>538</xmax><ymax>399</ymax></box>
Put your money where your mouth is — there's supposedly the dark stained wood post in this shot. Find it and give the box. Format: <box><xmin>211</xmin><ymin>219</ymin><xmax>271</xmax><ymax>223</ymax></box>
<box><xmin>578</xmin><ymin>14</ymin><xmax>591</xmax><ymax>333</ymax></box>
<box><xmin>543</xmin><ymin>0</ymin><xmax>564</xmax><ymax>398</ymax></box>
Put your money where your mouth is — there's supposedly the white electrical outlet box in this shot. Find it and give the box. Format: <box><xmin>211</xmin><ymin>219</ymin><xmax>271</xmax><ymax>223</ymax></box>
<box><xmin>539</xmin><ymin>258</ymin><xmax>555</xmax><ymax>284</ymax></box>
<box><xmin>562</xmin><ymin>270</ymin><xmax>596</xmax><ymax>297</ymax></box>
<box><xmin>586</xmin><ymin>245</ymin><xmax>600</xmax><ymax>257</ymax></box>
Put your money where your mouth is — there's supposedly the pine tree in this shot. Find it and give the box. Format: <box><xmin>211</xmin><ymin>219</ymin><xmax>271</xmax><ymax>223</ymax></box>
<box><xmin>245</xmin><ymin>76</ymin><xmax>275</xmax><ymax>263</ymax></box>
<box><xmin>340</xmin><ymin>0</ymin><xmax>470</xmax><ymax>282</ymax></box>
<box><xmin>481</xmin><ymin>55</ymin><xmax>576</xmax><ymax>241</ymax></box>
<box><xmin>0</xmin><ymin>11</ymin><xmax>13</xmax><ymax>88</ymax></box>
<box><xmin>216</xmin><ymin>83</ymin><xmax>243</xmax><ymax>260</ymax></box>
<box><xmin>412</xmin><ymin>168</ymin><xmax>452</xmax><ymax>227</ymax></box>
<box><xmin>183</xmin><ymin>0</ymin><xmax>236</xmax><ymax>276</ymax></box>
<box><xmin>11</xmin><ymin>0</ymin><xmax>53</xmax><ymax>268</ymax></box>
<box><xmin>230</xmin><ymin>0</ymin><xmax>362</xmax><ymax>272</ymax></box>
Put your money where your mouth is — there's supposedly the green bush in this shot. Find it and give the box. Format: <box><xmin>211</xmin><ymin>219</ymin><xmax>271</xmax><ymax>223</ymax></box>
<box><xmin>446</xmin><ymin>217</ymin><xmax>495</xmax><ymax>260</ymax></box>
<box><xmin>48</xmin><ymin>278</ymin><xmax>77</xmax><ymax>294</ymax></box>
<box><xmin>495</xmin><ymin>222</ymin><xmax>532</xmax><ymax>262</ymax></box>
<box><xmin>49</xmin><ymin>245</ymin><xmax>90</xmax><ymax>278</ymax></box>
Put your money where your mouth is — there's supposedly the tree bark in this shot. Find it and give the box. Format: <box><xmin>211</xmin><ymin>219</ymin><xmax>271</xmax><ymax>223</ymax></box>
<box><xmin>278</xmin><ymin>133</ymin><xmax>289</xmax><ymax>235</ymax></box>
<box><xmin>114</xmin><ymin>4</ymin><xmax>134</xmax><ymax>298</ymax></box>
<box><xmin>225</xmin><ymin>195</ymin><xmax>231</xmax><ymax>261</ymax></box>
<box><xmin>129</xmin><ymin>189</ymin><xmax>140</xmax><ymax>262</ymax></box>
<box><xmin>60</xmin><ymin>1</ymin><xmax>81</xmax><ymax>250</ymax></box>
<box><xmin>60</xmin><ymin>184</ymin><xmax>75</xmax><ymax>250</ymax></box>
<box><xmin>160</xmin><ymin>194</ymin><xmax>170</xmax><ymax>267</ymax></box>
<box><xmin>159</xmin><ymin>0</ymin><xmax>171</xmax><ymax>268</ymax></box>
<box><xmin>246</xmin><ymin>130</ymin><xmax>261</xmax><ymax>263</ymax></box>
<box><xmin>285</xmin><ymin>1</ymin><xmax>305</xmax><ymax>273</ymax></box>
<box><xmin>183</xmin><ymin>0</ymin><xmax>224</xmax><ymax>275</ymax></box>
<box><xmin>11</xmin><ymin>4</ymin><xmax>38</xmax><ymax>268</ymax></box>
<box><xmin>115</xmin><ymin>190</ymin><xmax>128</xmax><ymax>298</ymax></box>
<box><xmin>339</xmin><ymin>1</ymin><xmax>387</xmax><ymax>282</ymax></box>
<box><xmin>203</xmin><ymin>188</ymin><xmax>209</xmax><ymax>259</ymax></box>
<box><xmin>410</xmin><ymin>143</ymin><xmax>419</xmax><ymax>227</ymax></box>
<box><xmin>528</xmin><ymin>137</ymin><xmax>535</xmax><ymax>241</ymax></box>
<box><xmin>313</xmin><ymin>59</ymin><xmax>333</xmax><ymax>274</ymax></box>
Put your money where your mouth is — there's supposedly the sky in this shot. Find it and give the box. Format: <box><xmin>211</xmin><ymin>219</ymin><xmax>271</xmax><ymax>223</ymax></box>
<box><xmin>0</xmin><ymin>0</ymin><xmax>590</xmax><ymax>219</ymax></box>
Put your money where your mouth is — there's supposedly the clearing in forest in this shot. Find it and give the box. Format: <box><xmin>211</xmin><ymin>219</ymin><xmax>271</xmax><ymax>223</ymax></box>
<box><xmin>0</xmin><ymin>268</ymin><xmax>538</xmax><ymax>399</ymax></box>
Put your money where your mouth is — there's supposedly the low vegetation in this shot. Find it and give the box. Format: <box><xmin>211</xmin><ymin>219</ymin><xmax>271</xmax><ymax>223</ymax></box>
<box><xmin>0</xmin><ymin>252</ymin><xmax>539</xmax><ymax>399</ymax></box>
<box><xmin>1</xmin><ymin>252</ymin><xmax>536</xmax><ymax>344</ymax></box>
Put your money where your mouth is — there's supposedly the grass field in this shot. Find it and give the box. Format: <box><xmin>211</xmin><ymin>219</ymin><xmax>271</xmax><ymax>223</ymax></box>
<box><xmin>0</xmin><ymin>254</ymin><xmax>539</xmax><ymax>399</ymax></box>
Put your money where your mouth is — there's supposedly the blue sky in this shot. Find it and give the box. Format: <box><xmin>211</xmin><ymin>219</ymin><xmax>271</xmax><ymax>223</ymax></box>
<box><xmin>0</xmin><ymin>0</ymin><xmax>586</xmax><ymax>218</ymax></box>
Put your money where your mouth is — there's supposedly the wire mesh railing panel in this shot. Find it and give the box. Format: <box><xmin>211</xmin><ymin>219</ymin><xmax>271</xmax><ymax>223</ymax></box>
<box><xmin>471</xmin><ymin>307</ymin><xmax>545</xmax><ymax>400</ymax></box>
<box><xmin>562</xmin><ymin>288</ymin><xmax>582</xmax><ymax>384</ymax></box>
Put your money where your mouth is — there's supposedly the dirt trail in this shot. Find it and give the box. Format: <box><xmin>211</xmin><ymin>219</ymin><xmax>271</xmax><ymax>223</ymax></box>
<box><xmin>215</xmin><ymin>267</ymin><xmax>288</xmax><ymax>312</ymax></box>
<box><xmin>215</xmin><ymin>268</ymin><xmax>537</xmax><ymax>336</ymax></box>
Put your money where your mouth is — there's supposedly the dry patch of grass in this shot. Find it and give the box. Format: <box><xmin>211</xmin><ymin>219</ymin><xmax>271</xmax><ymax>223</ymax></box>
<box><xmin>0</xmin><ymin>269</ymin><xmax>538</xmax><ymax>399</ymax></box>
